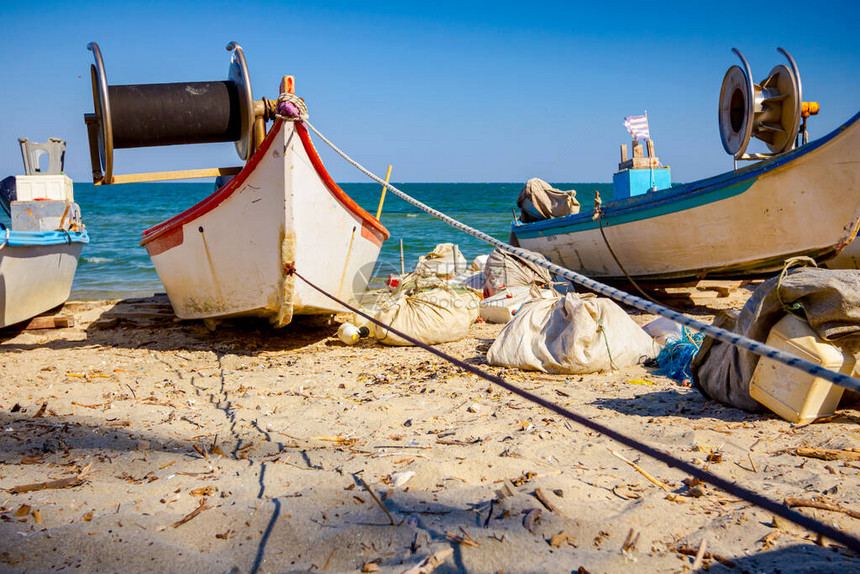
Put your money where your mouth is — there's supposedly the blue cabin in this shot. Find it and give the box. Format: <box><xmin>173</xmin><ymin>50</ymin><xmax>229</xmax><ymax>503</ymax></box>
<box><xmin>612</xmin><ymin>139</ymin><xmax>671</xmax><ymax>199</ymax></box>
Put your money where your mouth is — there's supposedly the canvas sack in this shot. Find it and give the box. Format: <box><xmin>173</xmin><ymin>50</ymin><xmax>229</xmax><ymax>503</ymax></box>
<box><xmin>517</xmin><ymin>178</ymin><xmax>580</xmax><ymax>223</ymax></box>
<box><xmin>487</xmin><ymin>292</ymin><xmax>659</xmax><ymax>373</ymax></box>
<box><xmin>484</xmin><ymin>248</ymin><xmax>554</xmax><ymax>296</ymax></box>
<box><xmin>372</xmin><ymin>287</ymin><xmax>479</xmax><ymax>346</ymax></box>
<box><xmin>413</xmin><ymin>243</ymin><xmax>468</xmax><ymax>277</ymax></box>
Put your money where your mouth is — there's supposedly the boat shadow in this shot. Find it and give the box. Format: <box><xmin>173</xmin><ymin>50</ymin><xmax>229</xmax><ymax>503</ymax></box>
<box><xmin>0</xmin><ymin>294</ymin><xmax>338</xmax><ymax>354</ymax></box>
<box><xmin>590</xmin><ymin>388</ymin><xmax>770</xmax><ymax>423</ymax></box>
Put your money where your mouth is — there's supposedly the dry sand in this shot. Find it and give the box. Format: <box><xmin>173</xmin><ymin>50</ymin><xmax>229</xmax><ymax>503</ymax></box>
<box><xmin>1</xmin><ymin>294</ymin><xmax>859</xmax><ymax>573</ymax></box>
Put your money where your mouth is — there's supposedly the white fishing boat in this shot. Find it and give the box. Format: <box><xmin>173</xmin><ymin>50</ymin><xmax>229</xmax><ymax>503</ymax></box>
<box><xmin>83</xmin><ymin>42</ymin><xmax>388</xmax><ymax>326</ymax></box>
<box><xmin>511</xmin><ymin>49</ymin><xmax>860</xmax><ymax>281</ymax></box>
<box><xmin>0</xmin><ymin>139</ymin><xmax>88</xmax><ymax>328</ymax></box>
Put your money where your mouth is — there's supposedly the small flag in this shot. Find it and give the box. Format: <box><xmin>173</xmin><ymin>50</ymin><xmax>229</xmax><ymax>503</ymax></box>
<box><xmin>624</xmin><ymin>114</ymin><xmax>650</xmax><ymax>140</ymax></box>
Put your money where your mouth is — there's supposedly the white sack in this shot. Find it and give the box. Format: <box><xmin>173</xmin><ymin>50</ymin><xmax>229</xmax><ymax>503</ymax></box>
<box><xmin>484</xmin><ymin>248</ymin><xmax>554</xmax><ymax>296</ymax></box>
<box><xmin>413</xmin><ymin>243</ymin><xmax>467</xmax><ymax>277</ymax></box>
<box><xmin>517</xmin><ymin>178</ymin><xmax>580</xmax><ymax>223</ymax></box>
<box><xmin>372</xmin><ymin>287</ymin><xmax>479</xmax><ymax>346</ymax></box>
<box><xmin>479</xmin><ymin>287</ymin><xmax>557</xmax><ymax>324</ymax></box>
<box><xmin>487</xmin><ymin>292</ymin><xmax>659</xmax><ymax>373</ymax></box>
<box><xmin>449</xmin><ymin>270</ymin><xmax>486</xmax><ymax>292</ymax></box>
<box><xmin>470</xmin><ymin>254</ymin><xmax>490</xmax><ymax>272</ymax></box>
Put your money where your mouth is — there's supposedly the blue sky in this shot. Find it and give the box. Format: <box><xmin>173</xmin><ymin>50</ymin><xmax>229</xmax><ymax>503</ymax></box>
<box><xmin>1</xmin><ymin>1</ymin><xmax>858</xmax><ymax>183</ymax></box>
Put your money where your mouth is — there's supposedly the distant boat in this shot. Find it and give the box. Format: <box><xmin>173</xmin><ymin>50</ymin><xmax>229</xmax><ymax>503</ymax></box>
<box><xmin>511</xmin><ymin>49</ymin><xmax>860</xmax><ymax>282</ymax></box>
<box><xmin>83</xmin><ymin>42</ymin><xmax>388</xmax><ymax>326</ymax></box>
<box><xmin>0</xmin><ymin>139</ymin><xmax>88</xmax><ymax>328</ymax></box>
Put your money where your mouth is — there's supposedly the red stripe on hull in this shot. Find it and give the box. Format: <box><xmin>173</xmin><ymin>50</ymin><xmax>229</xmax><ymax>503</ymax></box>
<box><xmin>361</xmin><ymin>221</ymin><xmax>384</xmax><ymax>247</ymax></box>
<box><xmin>145</xmin><ymin>226</ymin><xmax>184</xmax><ymax>256</ymax></box>
<box><xmin>294</xmin><ymin>122</ymin><xmax>389</xmax><ymax>241</ymax></box>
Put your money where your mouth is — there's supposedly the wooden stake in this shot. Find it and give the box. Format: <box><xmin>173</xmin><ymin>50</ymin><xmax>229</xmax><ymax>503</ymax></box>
<box><xmin>533</xmin><ymin>488</ymin><xmax>564</xmax><ymax>516</ymax></box>
<box><xmin>376</xmin><ymin>165</ymin><xmax>392</xmax><ymax>220</ymax></box>
<box><xmin>97</xmin><ymin>166</ymin><xmax>242</xmax><ymax>185</ymax></box>
<box><xmin>691</xmin><ymin>538</ymin><xmax>707</xmax><ymax>570</ymax></box>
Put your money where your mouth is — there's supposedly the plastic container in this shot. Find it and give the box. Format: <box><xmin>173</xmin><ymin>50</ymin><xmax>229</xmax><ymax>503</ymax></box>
<box><xmin>750</xmin><ymin>314</ymin><xmax>853</xmax><ymax>424</ymax></box>
<box><xmin>337</xmin><ymin>323</ymin><xmax>370</xmax><ymax>345</ymax></box>
<box><xmin>11</xmin><ymin>200</ymin><xmax>80</xmax><ymax>232</ymax></box>
<box><xmin>14</xmin><ymin>174</ymin><xmax>74</xmax><ymax>202</ymax></box>
<box><xmin>643</xmin><ymin>316</ymin><xmax>687</xmax><ymax>346</ymax></box>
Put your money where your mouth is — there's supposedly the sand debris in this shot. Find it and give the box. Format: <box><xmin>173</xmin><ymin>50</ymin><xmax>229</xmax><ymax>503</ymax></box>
<box><xmin>795</xmin><ymin>447</ymin><xmax>860</xmax><ymax>462</ymax></box>
<box><xmin>172</xmin><ymin>497</ymin><xmax>211</xmax><ymax>528</ymax></box>
<box><xmin>609</xmin><ymin>450</ymin><xmax>669</xmax><ymax>491</ymax></box>
<box><xmin>8</xmin><ymin>463</ymin><xmax>91</xmax><ymax>494</ymax></box>
<box><xmin>784</xmin><ymin>496</ymin><xmax>860</xmax><ymax>519</ymax></box>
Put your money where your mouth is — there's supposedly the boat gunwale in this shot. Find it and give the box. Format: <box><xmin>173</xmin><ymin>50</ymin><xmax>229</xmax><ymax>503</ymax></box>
<box><xmin>139</xmin><ymin>118</ymin><xmax>389</xmax><ymax>247</ymax></box>
<box><xmin>513</xmin><ymin>111</ymin><xmax>860</xmax><ymax>238</ymax></box>
<box><xmin>2</xmin><ymin>229</ymin><xmax>90</xmax><ymax>247</ymax></box>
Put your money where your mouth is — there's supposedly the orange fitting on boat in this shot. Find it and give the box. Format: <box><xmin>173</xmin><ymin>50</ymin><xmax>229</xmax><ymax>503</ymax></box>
<box><xmin>801</xmin><ymin>102</ymin><xmax>820</xmax><ymax>118</ymax></box>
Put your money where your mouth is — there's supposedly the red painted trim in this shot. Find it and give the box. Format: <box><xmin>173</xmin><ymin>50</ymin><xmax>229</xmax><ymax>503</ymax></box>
<box><xmin>140</xmin><ymin>119</ymin><xmax>390</xmax><ymax>249</ymax></box>
<box><xmin>361</xmin><ymin>221</ymin><xmax>384</xmax><ymax>247</ymax></box>
<box><xmin>145</xmin><ymin>226</ymin><xmax>184</xmax><ymax>256</ymax></box>
<box><xmin>294</xmin><ymin>122</ymin><xmax>390</xmax><ymax>241</ymax></box>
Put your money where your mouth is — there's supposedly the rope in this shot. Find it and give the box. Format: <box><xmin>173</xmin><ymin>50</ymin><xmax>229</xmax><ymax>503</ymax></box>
<box><xmin>275</xmin><ymin>93</ymin><xmax>309</xmax><ymax>121</ymax></box>
<box><xmin>595</xmin><ymin>318</ymin><xmax>619</xmax><ymax>370</ymax></box>
<box><xmin>302</xmin><ymin>118</ymin><xmax>860</xmax><ymax>395</ymax></box>
<box><xmin>777</xmin><ymin>256</ymin><xmax>816</xmax><ymax>319</ymax></box>
<box><xmin>594</xmin><ymin>195</ymin><xmax>681</xmax><ymax>312</ymax></box>
<box><xmin>288</xmin><ymin>267</ymin><xmax>860</xmax><ymax>552</ymax></box>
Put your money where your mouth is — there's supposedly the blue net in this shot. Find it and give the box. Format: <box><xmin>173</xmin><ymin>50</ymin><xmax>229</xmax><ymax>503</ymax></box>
<box><xmin>653</xmin><ymin>328</ymin><xmax>704</xmax><ymax>386</ymax></box>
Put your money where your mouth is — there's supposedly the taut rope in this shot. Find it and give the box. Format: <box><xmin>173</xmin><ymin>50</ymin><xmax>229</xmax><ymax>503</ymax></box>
<box><xmin>302</xmin><ymin>118</ymin><xmax>860</xmax><ymax>394</ymax></box>
<box><xmin>288</xmin><ymin>266</ymin><xmax>860</xmax><ymax>551</ymax></box>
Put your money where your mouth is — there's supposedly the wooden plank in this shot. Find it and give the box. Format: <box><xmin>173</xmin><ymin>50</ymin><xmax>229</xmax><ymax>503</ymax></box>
<box><xmin>618</xmin><ymin>157</ymin><xmax>661</xmax><ymax>170</ymax></box>
<box><xmin>23</xmin><ymin>315</ymin><xmax>74</xmax><ymax>330</ymax></box>
<box><xmin>97</xmin><ymin>166</ymin><xmax>243</xmax><ymax>185</ymax></box>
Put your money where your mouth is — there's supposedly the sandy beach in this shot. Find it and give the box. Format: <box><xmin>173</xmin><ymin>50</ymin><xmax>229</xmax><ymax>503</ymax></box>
<box><xmin>1</xmin><ymin>293</ymin><xmax>859</xmax><ymax>573</ymax></box>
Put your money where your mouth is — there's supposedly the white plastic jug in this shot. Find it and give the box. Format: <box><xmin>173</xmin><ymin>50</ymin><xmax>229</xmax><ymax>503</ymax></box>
<box><xmin>750</xmin><ymin>314</ymin><xmax>853</xmax><ymax>424</ymax></box>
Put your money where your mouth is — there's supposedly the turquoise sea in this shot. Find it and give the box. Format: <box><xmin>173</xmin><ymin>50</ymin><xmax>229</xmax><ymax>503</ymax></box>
<box><xmin>62</xmin><ymin>182</ymin><xmax>612</xmax><ymax>299</ymax></box>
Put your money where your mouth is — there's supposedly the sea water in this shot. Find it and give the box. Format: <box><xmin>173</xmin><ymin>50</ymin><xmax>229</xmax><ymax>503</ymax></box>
<box><xmin>65</xmin><ymin>181</ymin><xmax>612</xmax><ymax>299</ymax></box>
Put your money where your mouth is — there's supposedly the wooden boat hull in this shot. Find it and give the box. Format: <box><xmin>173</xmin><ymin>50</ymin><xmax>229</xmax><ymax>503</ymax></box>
<box><xmin>823</xmin><ymin>232</ymin><xmax>860</xmax><ymax>270</ymax></box>
<box><xmin>0</xmin><ymin>232</ymin><xmax>86</xmax><ymax>328</ymax></box>
<box><xmin>140</xmin><ymin>119</ymin><xmax>389</xmax><ymax>326</ymax></box>
<box><xmin>512</xmin><ymin>112</ymin><xmax>860</xmax><ymax>281</ymax></box>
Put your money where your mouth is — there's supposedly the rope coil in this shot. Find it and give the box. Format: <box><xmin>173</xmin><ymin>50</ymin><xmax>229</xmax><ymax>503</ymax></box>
<box><xmin>276</xmin><ymin>93</ymin><xmax>309</xmax><ymax>121</ymax></box>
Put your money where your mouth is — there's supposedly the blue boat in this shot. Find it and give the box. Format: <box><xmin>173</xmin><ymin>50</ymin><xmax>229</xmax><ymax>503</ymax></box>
<box><xmin>0</xmin><ymin>139</ymin><xmax>88</xmax><ymax>328</ymax></box>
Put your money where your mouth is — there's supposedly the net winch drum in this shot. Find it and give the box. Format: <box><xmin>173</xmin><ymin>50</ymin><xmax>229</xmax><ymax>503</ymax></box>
<box><xmin>718</xmin><ymin>47</ymin><xmax>803</xmax><ymax>159</ymax></box>
<box><xmin>84</xmin><ymin>41</ymin><xmax>254</xmax><ymax>184</ymax></box>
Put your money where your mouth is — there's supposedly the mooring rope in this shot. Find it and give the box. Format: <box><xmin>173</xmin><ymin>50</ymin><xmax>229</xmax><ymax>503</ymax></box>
<box><xmin>288</xmin><ymin>267</ymin><xmax>860</xmax><ymax>552</ymax></box>
<box><xmin>594</xmin><ymin>196</ymin><xmax>680</xmax><ymax>312</ymax></box>
<box><xmin>302</xmin><ymin>119</ymin><xmax>860</xmax><ymax>395</ymax></box>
